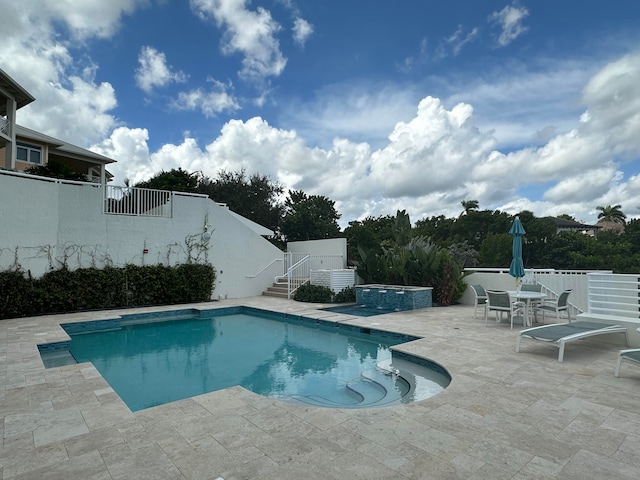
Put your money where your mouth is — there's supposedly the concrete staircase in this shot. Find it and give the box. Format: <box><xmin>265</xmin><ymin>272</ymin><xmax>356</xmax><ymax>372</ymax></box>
<box><xmin>262</xmin><ymin>282</ymin><xmax>289</xmax><ymax>298</ymax></box>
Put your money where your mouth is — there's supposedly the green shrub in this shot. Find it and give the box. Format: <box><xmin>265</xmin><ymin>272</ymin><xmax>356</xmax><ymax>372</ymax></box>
<box><xmin>333</xmin><ymin>286</ymin><xmax>356</xmax><ymax>303</ymax></box>
<box><xmin>0</xmin><ymin>263</ymin><xmax>216</xmax><ymax>319</ymax></box>
<box><xmin>293</xmin><ymin>283</ymin><xmax>333</xmax><ymax>303</ymax></box>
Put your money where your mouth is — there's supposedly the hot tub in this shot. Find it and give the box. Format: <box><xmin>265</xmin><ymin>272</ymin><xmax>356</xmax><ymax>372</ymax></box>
<box><xmin>356</xmin><ymin>284</ymin><xmax>433</xmax><ymax>311</ymax></box>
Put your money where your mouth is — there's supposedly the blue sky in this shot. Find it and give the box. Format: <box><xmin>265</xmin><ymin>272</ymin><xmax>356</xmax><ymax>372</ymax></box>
<box><xmin>2</xmin><ymin>1</ymin><xmax>640</xmax><ymax>227</ymax></box>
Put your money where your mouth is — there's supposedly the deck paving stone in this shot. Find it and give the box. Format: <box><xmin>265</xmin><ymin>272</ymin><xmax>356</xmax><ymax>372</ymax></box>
<box><xmin>79</xmin><ymin>400</ymin><xmax>136</xmax><ymax>431</ymax></box>
<box><xmin>13</xmin><ymin>450</ymin><xmax>111</xmax><ymax>480</ymax></box>
<box><xmin>613</xmin><ymin>432</ymin><xmax>640</xmax><ymax>467</ymax></box>
<box><xmin>558</xmin><ymin>448</ymin><xmax>639</xmax><ymax>479</ymax></box>
<box><xmin>556</xmin><ymin>417</ymin><xmax>626</xmax><ymax>456</ymax></box>
<box><xmin>2</xmin><ymin>298</ymin><xmax>640</xmax><ymax>479</ymax></box>
<box><xmin>404</xmin><ymin>426</ymin><xmax>469</xmax><ymax>461</ymax></box>
<box><xmin>64</xmin><ymin>426</ymin><xmax>125</xmax><ymax>457</ymax></box>
<box><xmin>100</xmin><ymin>442</ymin><xmax>185</xmax><ymax>480</ymax></box>
<box><xmin>464</xmin><ymin>437</ymin><xmax>533</xmax><ymax>474</ymax></box>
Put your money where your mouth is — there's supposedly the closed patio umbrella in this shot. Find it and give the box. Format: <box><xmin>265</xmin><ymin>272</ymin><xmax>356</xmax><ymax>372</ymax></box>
<box><xmin>509</xmin><ymin>216</ymin><xmax>526</xmax><ymax>287</ymax></box>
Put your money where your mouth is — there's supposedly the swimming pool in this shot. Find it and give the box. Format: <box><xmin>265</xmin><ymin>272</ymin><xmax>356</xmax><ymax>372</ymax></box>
<box><xmin>38</xmin><ymin>306</ymin><xmax>450</xmax><ymax>411</ymax></box>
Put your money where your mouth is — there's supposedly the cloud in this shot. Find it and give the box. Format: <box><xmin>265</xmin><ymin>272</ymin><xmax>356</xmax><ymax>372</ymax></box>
<box><xmin>101</xmin><ymin>49</ymin><xmax>640</xmax><ymax>227</ymax></box>
<box><xmin>0</xmin><ymin>0</ymin><xmax>142</xmax><ymax>145</ymax></box>
<box><xmin>440</xmin><ymin>25</ymin><xmax>479</xmax><ymax>57</ymax></box>
<box><xmin>489</xmin><ymin>3</ymin><xmax>529</xmax><ymax>46</ymax></box>
<box><xmin>135</xmin><ymin>46</ymin><xmax>188</xmax><ymax>93</ymax></box>
<box><xmin>292</xmin><ymin>17</ymin><xmax>313</xmax><ymax>47</ymax></box>
<box><xmin>26</xmin><ymin>0</ymin><xmax>147</xmax><ymax>40</ymax></box>
<box><xmin>173</xmin><ymin>80</ymin><xmax>240</xmax><ymax>117</ymax></box>
<box><xmin>190</xmin><ymin>0</ymin><xmax>287</xmax><ymax>81</ymax></box>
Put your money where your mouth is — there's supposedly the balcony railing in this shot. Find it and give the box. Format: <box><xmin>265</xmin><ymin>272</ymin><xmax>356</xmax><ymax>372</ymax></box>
<box><xmin>0</xmin><ymin>116</ymin><xmax>10</xmax><ymax>138</ymax></box>
<box><xmin>104</xmin><ymin>185</ymin><xmax>173</xmax><ymax>217</ymax></box>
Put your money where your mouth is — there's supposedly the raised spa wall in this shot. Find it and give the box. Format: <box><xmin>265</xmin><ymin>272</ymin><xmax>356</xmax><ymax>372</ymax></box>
<box><xmin>356</xmin><ymin>284</ymin><xmax>433</xmax><ymax>311</ymax></box>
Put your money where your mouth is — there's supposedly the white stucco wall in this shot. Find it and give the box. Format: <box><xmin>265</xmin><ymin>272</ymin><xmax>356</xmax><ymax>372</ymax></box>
<box><xmin>287</xmin><ymin>238</ymin><xmax>347</xmax><ymax>268</ymax></box>
<box><xmin>0</xmin><ymin>172</ymin><xmax>283</xmax><ymax>298</ymax></box>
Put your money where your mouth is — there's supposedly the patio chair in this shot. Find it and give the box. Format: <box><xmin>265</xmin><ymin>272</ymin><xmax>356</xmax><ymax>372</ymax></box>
<box><xmin>470</xmin><ymin>284</ymin><xmax>487</xmax><ymax>319</ymax></box>
<box><xmin>520</xmin><ymin>283</ymin><xmax>542</xmax><ymax>293</ymax></box>
<box><xmin>516</xmin><ymin>321</ymin><xmax>628</xmax><ymax>362</ymax></box>
<box><xmin>534</xmin><ymin>289</ymin><xmax>572</xmax><ymax>323</ymax></box>
<box><xmin>485</xmin><ymin>290</ymin><xmax>526</xmax><ymax>329</ymax></box>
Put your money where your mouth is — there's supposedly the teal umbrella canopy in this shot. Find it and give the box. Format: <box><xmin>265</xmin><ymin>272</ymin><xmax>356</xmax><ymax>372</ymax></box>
<box><xmin>509</xmin><ymin>216</ymin><xmax>526</xmax><ymax>280</ymax></box>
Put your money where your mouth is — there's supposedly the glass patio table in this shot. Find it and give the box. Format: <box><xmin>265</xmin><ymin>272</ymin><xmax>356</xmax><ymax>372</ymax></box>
<box><xmin>507</xmin><ymin>291</ymin><xmax>547</xmax><ymax>327</ymax></box>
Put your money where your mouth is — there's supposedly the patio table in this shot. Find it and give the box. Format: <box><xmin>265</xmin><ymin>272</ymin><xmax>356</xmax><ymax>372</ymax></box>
<box><xmin>508</xmin><ymin>290</ymin><xmax>546</xmax><ymax>327</ymax></box>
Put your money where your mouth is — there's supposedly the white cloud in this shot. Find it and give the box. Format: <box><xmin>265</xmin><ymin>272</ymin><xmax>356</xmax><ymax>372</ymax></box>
<box><xmin>292</xmin><ymin>17</ymin><xmax>313</xmax><ymax>47</ymax></box>
<box><xmin>135</xmin><ymin>46</ymin><xmax>188</xmax><ymax>93</ymax></box>
<box><xmin>440</xmin><ymin>25</ymin><xmax>479</xmax><ymax>57</ymax></box>
<box><xmin>190</xmin><ymin>0</ymin><xmax>287</xmax><ymax>81</ymax></box>
<box><xmin>0</xmin><ymin>0</ymin><xmax>142</xmax><ymax>145</ymax></box>
<box><xmin>22</xmin><ymin>0</ymin><xmax>147</xmax><ymax>40</ymax></box>
<box><xmin>489</xmin><ymin>3</ymin><xmax>529</xmax><ymax>46</ymax></box>
<box><xmin>174</xmin><ymin>79</ymin><xmax>240</xmax><ymax>117</ymax></box>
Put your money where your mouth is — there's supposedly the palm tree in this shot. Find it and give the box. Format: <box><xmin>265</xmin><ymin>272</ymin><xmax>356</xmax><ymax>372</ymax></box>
<box><xmin>460</xmin><ymin>200</ymin><xmax>479</xmax><ymax>216</ymax></box>
<box><xmin>596</xmin><ymin>204</ymin><xmax>627</xmax><ymax>225</ymax></box>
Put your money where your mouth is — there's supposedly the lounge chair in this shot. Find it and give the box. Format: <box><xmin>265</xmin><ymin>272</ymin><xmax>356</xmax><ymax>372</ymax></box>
<box><xmin>534</xmin><ymin>289</ymin><xmax>572</xmax><ymax>323</ymax></box>
<box><xmin>614</xmin><ymin>327</ymin><xmax>640</xmax><ymax>377</ymax></box>
<box><xmin>485</xmin><ymin>290</ymin><xmax>526</xmax><ymax>329</ymax></box>
<box><xmin>470</xmin><ymin>284</ymin><xmax>487</xmax><ymax>319</ymax></box>
<box><xmin>614</xmin><ymin>349</ymin><xmax>640</xmax><ymax>377</ymax></box>
<box><xmin>516</xmin><ymin>320</ymin><xmax>628</xmax><ymax>362</ymax></box>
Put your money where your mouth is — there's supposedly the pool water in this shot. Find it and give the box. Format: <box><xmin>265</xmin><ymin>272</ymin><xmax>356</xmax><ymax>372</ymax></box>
<box><xmin>42</xmin><ymin>308</ymin><xmax>450</xmax><ymax>411</ymax></box>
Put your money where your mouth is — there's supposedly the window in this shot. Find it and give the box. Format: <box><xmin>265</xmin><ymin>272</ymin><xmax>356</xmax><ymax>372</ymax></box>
<box><xmin>17</xmin><ymin>142</ymin><xmax>42</xmax><ymax>164</ymax></box>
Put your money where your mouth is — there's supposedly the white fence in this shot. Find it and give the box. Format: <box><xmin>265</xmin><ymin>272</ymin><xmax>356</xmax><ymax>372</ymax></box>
<box><xmin>463</xmin><ymin>268</ymin><xmax>612</xmax><ymax>315</ymax></box>
<box><xmin>104</xmin><ymin>185</ymin><xmax>175</xmax><ymax>217</ymax></box>
<box><xmin>586</xmin><ymin>273</ymin><xmax>640</xmax><ymax>319</ymax></box>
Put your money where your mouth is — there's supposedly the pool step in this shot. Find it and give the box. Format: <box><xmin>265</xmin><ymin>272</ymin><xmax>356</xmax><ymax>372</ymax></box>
<box><xmin>262</xmin><ymin>282</ymin><xmax>289</xmax><ymax>298</ymax></box>
<box><xmin>283</xmin><ymin>367</ymin><xmax>411</xmax><ymax>408</ymax></box>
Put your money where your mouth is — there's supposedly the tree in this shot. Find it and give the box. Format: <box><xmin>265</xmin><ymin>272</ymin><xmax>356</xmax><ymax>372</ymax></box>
<box><xmin>460</xmin><ymin>199</ymin><xmax>479</xmax><ymax>216</ymax></box>
<box><xmin>280</xmin><ymin>190</ymin><xmax>341</xmax><ymax>241</ymax></box>
<box><xmin>134</xmin><ymin>168</ymin><xmax>199</xmax><ymax>193</ymax></box>
<box><xmin>343</xmin><ymin>215</ymin><xmax>395</xmax><ymax>265</ymax></box>
<box><xmin>596</xmin><ymin>204</ymin><xmax>627</xmax><ymax>225</ymax></box>
<box><xmin>197</xmin><ymin>169</ymin><xmax>284</xmax><ymax>234</ymax></box>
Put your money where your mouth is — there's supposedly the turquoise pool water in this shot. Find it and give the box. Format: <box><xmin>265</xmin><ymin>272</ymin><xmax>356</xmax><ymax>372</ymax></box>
<box><xmin>40</xmin><ymin>307</ymin><xmax>450</xmax><ymax>411</ymax></box>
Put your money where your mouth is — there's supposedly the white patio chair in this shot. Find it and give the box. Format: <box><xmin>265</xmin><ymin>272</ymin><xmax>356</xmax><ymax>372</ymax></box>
<box><xmin>534</xmin><ymin>289</ymin><xmax>572</xmax><ymax>323</ymax></box>
<box><xmin>470</xmin><ymin>284</ymin><xmax>487</xmax><ymax>319</ymax></box>
<box><xmin>485</xmin><ymin>290</ymin><xmax>526</xmax><ymax>329</ymax></box>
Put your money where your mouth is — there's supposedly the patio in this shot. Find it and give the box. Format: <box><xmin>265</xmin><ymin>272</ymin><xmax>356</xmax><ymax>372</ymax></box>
<box><xmin>1</xmin><ymin>297</ymin><xmax>639</xmax><ymax>479</ymax></box>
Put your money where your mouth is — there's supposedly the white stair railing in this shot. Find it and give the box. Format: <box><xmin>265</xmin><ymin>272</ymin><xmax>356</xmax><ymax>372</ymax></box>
<box><xmin>276</xmin><ymin>254</ymin><xmax>311</xmax><ymax>299</ymax></box>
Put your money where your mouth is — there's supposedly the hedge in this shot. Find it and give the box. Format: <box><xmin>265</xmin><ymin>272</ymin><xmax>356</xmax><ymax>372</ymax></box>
<box><xmin>0</xmin><ymin>263</ymin><xmax>216</xmax><ymax>320</ymax></box>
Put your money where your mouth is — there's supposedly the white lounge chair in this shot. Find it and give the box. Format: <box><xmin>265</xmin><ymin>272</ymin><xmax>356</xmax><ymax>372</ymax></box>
<box><xmin>516</xmin><ymin>321</ymin><xmax>628</xmax><ymax>362</ymax></box>
<box><xmin>614</xmin><ymin>327</ymin><xmax>640</xmax><ymax>377</ymax></box>
<box><xmin>614</xmin><ymin>349</ymin><xmax>640</xmax><ymax>377</ymax></box>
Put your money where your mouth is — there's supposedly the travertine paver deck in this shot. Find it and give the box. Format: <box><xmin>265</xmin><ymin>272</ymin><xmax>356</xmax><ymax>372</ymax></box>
<box><xmin>1</xmin><ymin>297</ymin><xmax>639</xmax><ymax>479</ymax></box>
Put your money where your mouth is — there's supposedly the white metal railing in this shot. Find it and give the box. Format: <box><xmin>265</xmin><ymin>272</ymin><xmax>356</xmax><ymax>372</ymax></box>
<box><xmin>464</xmin><ymin>268</ymin><xmax>612</xmax><ymax>316</ymax></box>
<box><xmin>276</xmin><ymin>254</ymin><xmax>311</xmax><ymax>299</ymax></box>
<box><xmin>587</xmin><ymin>272</ymin><xmax>640</xmax><ymax>319</ymax></box>
<box><xmin>0</xmin><ymin>116</ymin><xmax>10</xmax><ymax>137</ymax></box>
<box><xmin>275</xmin><ymin>253</ymin><xmax>345</xmax><ymax>298</ymax></box>
<box><xmin>104</xmin><ymin>185</ymin><xmax>173</xmax><ymax>217</ymax></box>
<box><xmin>246</xmin><ymin>258</ymin><xmax>283</xmax><ymax>278</ymax></box>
